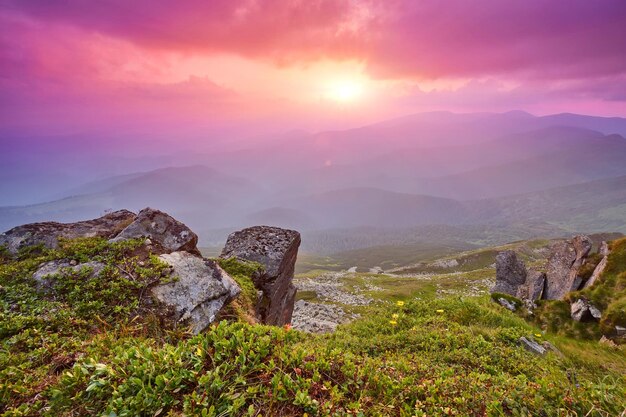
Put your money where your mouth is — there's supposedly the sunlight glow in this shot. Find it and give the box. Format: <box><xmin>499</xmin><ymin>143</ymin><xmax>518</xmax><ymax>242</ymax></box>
<box><xmin>327</xmin><ymin>80</ymin><xmax>364</xmax><ymax>102</ymax></box>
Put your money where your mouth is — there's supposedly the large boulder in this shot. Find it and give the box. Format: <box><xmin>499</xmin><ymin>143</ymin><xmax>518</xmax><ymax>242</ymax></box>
<box><xmin>220</xmin><ymin>226</ymin><xmax>301</xmax><ymax>326</ymax></box>
<box><xmin>152</xmin><ymin>251</ymin><xmax>240</xmax><ymax>334</ymax></box>
<box><xmin>111</xmin><ymin>208</ymin><xmax>199</xmax><ymax>255</ymax></box>
<box><xmin>491</xmin><ymin>250</ymin><xmax>527</xmax><ymax>297</ymax></box>
<box><xmin>544</xmin><ymin>235</ymin><xmax>592</xmax><ymax>300</ymax></box>
<box><xmin>0</xmin><ymin>210</ymin><xmax>136</xmax><ymax>255</ymax></box>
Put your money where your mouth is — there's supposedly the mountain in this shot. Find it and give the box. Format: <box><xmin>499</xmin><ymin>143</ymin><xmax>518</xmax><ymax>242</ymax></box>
<box><xmin>0</xmin><ymin>165</ymin><xmax>257</xmax><ymax>232</ymax></box>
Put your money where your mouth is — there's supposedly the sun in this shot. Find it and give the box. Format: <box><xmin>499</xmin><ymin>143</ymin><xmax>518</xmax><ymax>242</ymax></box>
<box><xmin>327</xmin><ymin>80</ymin><xmax>363</xmax><ymax>103</ymax></box>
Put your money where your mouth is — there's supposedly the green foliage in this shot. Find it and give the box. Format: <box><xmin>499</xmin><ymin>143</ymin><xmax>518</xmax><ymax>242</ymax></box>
<box><xmin>0</xmin><ymin>245</ymin><xmax>10</xmax><ymax>264</ymax></box>
<box><xmin>216</xmin><ymin>257</ymin><xmax>263</xmax><ymax>322</ymax></box>
<box><xmin>1</xmin><ymin>239</ymin><xmax>625</xmax><ymax>416</ymax></box>
<box><xmin>490</xmin><ymin>292</ymin><xmax>522</xmax><ymax>309</ymax></box>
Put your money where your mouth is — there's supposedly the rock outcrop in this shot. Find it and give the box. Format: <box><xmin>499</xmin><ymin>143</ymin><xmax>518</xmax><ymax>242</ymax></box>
<box><xmin>152</xmin><ymin>251</ymin><xmax>241</xmax><ymax>334</ymax></box>
<box><xmin>491</xmin><ymin>250</ymin><xmax>527</xmax><ymax>297</ymax></box>
<box><xmin>111</xmin><ymin>208</ymin><xmax>200</xmax><ymax>255</ymax></box>
<box><xmin>544</xmin><ymin>235</ymin><xmax>592</xmax><ymax>300</ymax></box>
<box><xmin>220</xmin><ymin>226</ymin><xmax>301</xmax><ymax>326</ymax></box>
<box><xmin>0</xmin><ymin>210</ymin><xmax>136</xmax><ymax>254</ymax></box>
<box><xmin>570</xmin><ymin>298</ymin><xmax>602</xmax><ymax>322</ymax></box>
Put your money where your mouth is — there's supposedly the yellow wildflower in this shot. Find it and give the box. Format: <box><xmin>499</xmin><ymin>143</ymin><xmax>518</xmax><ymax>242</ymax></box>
<box><xmin>396</xmin><ymin>301</ymin><xmax>405</xmax><ymax>307</ymax></box>
<box><xmin>392</xmin><ymin>313</ymin><xmax>399</xmax><ymax>319</ymax></box>
<box><xmin>436</xmin><ymin>309</ymin><xmax>444</xmax><ymax>313</ymax></box>
<box><xmin>196</xmin><ymin>347</ymin><xmax>202</xmax><ymax>356</ymax></box>
<box><xmin>389</xmin><ymin>320</ymin><xmax>397</xmax><ymax>326</ymax></box>
<box><xmin>534</xmin><ymin>333</ymin><xmax>542</xmax><ymax>338</ymax></box>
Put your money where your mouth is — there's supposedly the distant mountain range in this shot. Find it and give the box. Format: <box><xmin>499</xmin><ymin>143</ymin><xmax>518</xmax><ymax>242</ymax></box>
<box><xmin>2</xmin><ymin>111</ymin><xmax>625</xmax><ymax>253</ymax></box>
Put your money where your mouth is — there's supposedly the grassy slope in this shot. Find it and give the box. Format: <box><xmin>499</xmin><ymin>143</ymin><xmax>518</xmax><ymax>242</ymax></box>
<box><xmin>1</xmin><ymin>240</ymin><xmax>625</xmax><ymax>416</ymax></box>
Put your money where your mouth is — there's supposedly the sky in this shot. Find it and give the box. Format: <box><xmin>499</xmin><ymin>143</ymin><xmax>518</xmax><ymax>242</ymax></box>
<box><xmin>1</xmin><ymin>0</ymin><xmax>626</xmax><ymax>143</ymax></box>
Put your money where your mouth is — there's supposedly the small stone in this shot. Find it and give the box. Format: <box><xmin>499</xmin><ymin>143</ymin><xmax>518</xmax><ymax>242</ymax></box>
<box><xmin>497</xmin><ymin>297</ymin><xmax>517</xmax><ymax>311</ymax></box>
<box><xmin>69</xmin><ymin>260</ymin><xmax>78</xmax><ymax>266</ymax></box>
<box><xmin>599</xmin><ymin>336</ymin><xmax>617</xmax><ymax>348</ymax></box>
<box><xmin>519</xmin><ymin>337</ymin><xmax>546</xmax><ymax>355</ymax></box>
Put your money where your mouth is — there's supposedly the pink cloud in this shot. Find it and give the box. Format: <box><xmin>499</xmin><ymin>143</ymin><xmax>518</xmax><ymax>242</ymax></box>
<box><xmin>4</xmin><ymin>0</ymin><xmax>626</xmax><ymax>81</ymax></box>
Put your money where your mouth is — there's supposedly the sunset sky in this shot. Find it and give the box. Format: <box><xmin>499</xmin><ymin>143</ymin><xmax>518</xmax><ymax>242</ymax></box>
<box><xmin>2</xmin><ymin>0</ymin><xmax>626</xmax><ymax>141</ymax></box>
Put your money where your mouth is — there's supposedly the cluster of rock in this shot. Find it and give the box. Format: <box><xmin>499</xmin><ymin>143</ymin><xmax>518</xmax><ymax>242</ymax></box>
<box><xmin>491</xmin><ymin>235</ymin><xmax>610</xmax><ymax>324</ymax></box>
<box><xmin>291</xmin><ymin>300</ymin><xmax>360</xmax><ymax>333</ymax></box>
<box><xmin>1</xmin><ymin>208</ymin><xmax>301</xmax><ymax>333</ymax></box>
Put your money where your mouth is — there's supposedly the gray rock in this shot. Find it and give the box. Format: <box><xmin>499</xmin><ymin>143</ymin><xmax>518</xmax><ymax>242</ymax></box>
<box><xmin>111</xmin><ymin>208</ymin><xmax>199</xmax><ymax>255</ymax></box>
<box><xmin>369</xmin><ymin>266</ymin><xmax>384</xmax><ymax>274</ymax></box>
<box><xmin>220</xmin><ymin>226</ymin><xmax>301</xmax><ymax>326</ymax></box>
<box><xmin>152</xmin><ymin>251</ymin><xmax>240</xmax><ymax>334</ymax></box>
<box><xmin>32</xmin><ymin>260</ymin><xmax>105</xmax><ymax>288</ymax></box>
<box><xmin>519</xmin><ymin>337</ymin><xmax>546</xmax><ymax>356</ymax></box>
<box><xmin>491</xmin><ymin>250</ymin><xmax>527</xmax><ymax>296</ymax></box>
<box><xmin>542</xmin><ymin>341</ymin><xmax>563</xmax><ymax>356</ymax></box>
<box><xmin>0</xmin><ymin>210</ymin><xmax>136</xmax><ymax>255</ymax></box>
<box><xmin>291</xmin><ymin>300</ymin><xmax>359</xmax><ymax>333</ymax></box>
<box><xmin>497</xmin><ymin>297</ymin><xmax>517</xmax><ymax>311</ymax></box>
<box><xmin>525</xmin><ymin>270</ymin><xmax>546</xmax><ymax>301</ymax></box>
<box><xmin>599</xmin><ymin>241</ymin><xmax>610</xmax><ymax>257</ymax></box>
<box><xmin>544</xmin><ymin>235</ymin><xmax>592</xmax><ymax>300</ymax></box>
<box><xmin>615</xmin><ymin>326</ymin><xmax>626</xmax><ymax>338</ymax></box>
<box><xmin>570</xmin><ymin>298</ymin><xmax>602</xmax><ymax>322</ymax></box>
<box><xmin>584</xmin><ymin>255</ymin><xmax>609</xmax><ymax>289</ymax></box>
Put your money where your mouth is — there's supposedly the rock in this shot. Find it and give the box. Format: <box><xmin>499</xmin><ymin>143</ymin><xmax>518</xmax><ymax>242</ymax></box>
<box><xmin>111</xmin><ymin>208</ymin><xmax>199</xmax><ymax>255</ymax></box>
<box><xmin>347</xmin><ymin>266</ymin><xmax>358</xmax><ymax>273</ymax></box>
<box><xmin>544</xmin><ymin>235</ymin><xmax>592</xmax><ymax>300</ymax></box>
<box><xmin>291</xmin><ymin>300</ymin><xmax>359</xmax><ymax>333</ymax></box>
<box><xmin>220</xmin><ymin>226</ymin><xmax>301</xmax><ymax>326</ymax></box>
<box><xmin>615</xmin><ymin>326</ymin><xmax>626</xmax><ymax>339</ymax></box>
<box><xmin>32</xmin><ymin>260</ymin><xmax>105</xmax><ymax>289</ymax></box>
<box><xmin>599</xmin><ymin>241</ymin><xmax>610</xmax><ymax>257</ymax></box>
<box><xmin>542</xmin><ymin>341</ymin><xmax>563</xmax><ymax>357</ymax></box>
<box><xmin>519</xmin><ymin>337</ymin><xmax>546</xmax><ymax>355</ymax></box>
<box><xmin>491</xmin><ymin>250</ymin><xmax>527</xmax><ymax>297</ymax></box>
<box><xmin>570</xmin><ymin>298</ymin><xmax>602</xmax><ymax>322</ymax></box>
<box><xmin>152</xmin><ymin>251</ymin><xmax>240</xmax><ymax>334</ymax></box>
<box><xmin>584</xmin><ymin>254</ymin><xmax>609</xmax><ymax>289</ymax></box>
<box><xmin>599</xmin><ymin>336</ymin><xmax>617</xmax><ymax>348</ymax></box>
<box><xmin>497</xmin><ymin>297</ymin><xmax>517</xmax><ymax>311</ymax></box>
<box><xmin>525</xmin><ymin>270</ymin><xmax>546</xmax><ymax>301</ymax></box>
<box><xmin>0</xmin><ymin>210</ymin><xmax>136</xmax><ymax>254</ymax></box>
<box><xmin>369</xmin><ymin>266</ymin><xmax>383</xmax><ymax>274</ymax></box>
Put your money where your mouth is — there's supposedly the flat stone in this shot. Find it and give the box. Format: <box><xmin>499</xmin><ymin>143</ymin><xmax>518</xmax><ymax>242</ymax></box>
<box><xmin>519</xmin><ymin>337</ymin><xmax>546</xmax><ymax>356</ymax></box>
<box><xmin>32</xmin><ymin>260</ymin><xmax>105</xmax><ymax>289</ymax></box>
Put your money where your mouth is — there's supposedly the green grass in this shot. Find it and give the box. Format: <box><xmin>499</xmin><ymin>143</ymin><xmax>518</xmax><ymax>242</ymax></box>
<box><xmin>1</xmin><ymin>238</ymin><xmax>625</xmax><ymax>416</ymax></box>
